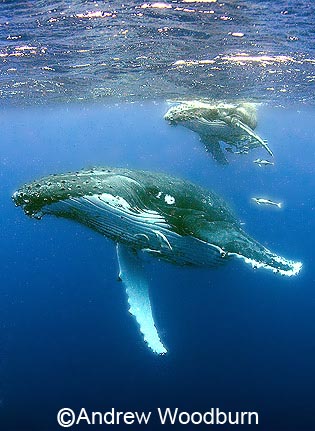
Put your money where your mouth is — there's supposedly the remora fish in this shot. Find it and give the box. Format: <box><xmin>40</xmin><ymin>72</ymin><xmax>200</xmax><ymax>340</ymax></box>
<box><xmin>164</xmin><ymin>100</ymin><xmax>273</xmax><ymax>165</ymax></box>
<box><xmin>252</xmin><ymin>198</ymin><xmax>282</xmax><ymax>208</ymax></box>
<box><xmin>13</xmin><ymin>167</ymin><xmax>301</xmax><ymax>354</ymax></box>
<box><xmin>253</xmin><ymin>158</ymin><xmax>274</xmax><ymax>167</ymax></box>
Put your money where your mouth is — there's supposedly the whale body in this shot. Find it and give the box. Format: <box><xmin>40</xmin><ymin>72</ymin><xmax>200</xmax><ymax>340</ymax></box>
<box><xmin>13</xmin><ymin>167</ymin><xmax>301</xmax><ymax>354</ymax></box>
<box><xmin>164</xmin><ymin>101</ymin><xmax>273</xmax><ymax>165</ymax></box>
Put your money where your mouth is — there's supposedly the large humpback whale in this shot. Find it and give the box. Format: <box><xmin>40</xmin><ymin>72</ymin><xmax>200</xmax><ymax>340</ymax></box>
<box><xmin>164</xmin><ymin>101</ymin><xmax>273</xmax><ymax>165</ymax></box>
<box><xmin>13</xmin><ymin>167</ymin><xmax>301</xmax><ymax>354</ymax></box>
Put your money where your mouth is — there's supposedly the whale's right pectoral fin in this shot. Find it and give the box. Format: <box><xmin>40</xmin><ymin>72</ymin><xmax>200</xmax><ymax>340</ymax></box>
<box><xmin>227</xmin><ymin>232</ymin><xmax>302</xmax><ymax>277</ymax></box>
<box><xmin>221</xmin><ymin>225</ymin><xmax>301</xmax><ymax>276</ymax></box>
<box><xmin>231</xmin><ymin>118</ymin><xmax>274</xmax><ymax>157</ymax></box>
<box><xmin>201</xmin><ymin>135</ymin><xmax>229</xmax><ymax>165</ymax></box>
<box><xmin>116</xmin><ymin>244</ymin><xmax>167</xmax><ymax>355</ymax></box>
<box><xmin>197</xmin><ymin>221</ymin><xmax>302</xmax><ymax>277</ymax></box>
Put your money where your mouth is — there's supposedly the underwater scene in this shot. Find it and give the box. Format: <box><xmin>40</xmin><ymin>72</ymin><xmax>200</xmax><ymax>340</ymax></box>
<box><xmin>1</xmin><ymin>1</ymin><xmax>315</xmax><ymax>430</ymax></box>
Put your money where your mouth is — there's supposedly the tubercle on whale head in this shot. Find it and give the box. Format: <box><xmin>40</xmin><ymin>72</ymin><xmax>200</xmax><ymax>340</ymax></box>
<box><xmin>11</xmin><ymin>171</ymin><xmax>80</xmax><ymax>217</ymax></box>
<box><xmin>164</xmin><ymin>101</ymin><xmax>208</xmax><ymax>123</ymax></box>
<box><xmin>12</xmin><ymin>186</ymin><xmax>50</xmax><ymax>218</ymax></box>
<box><xmin>163</xmin><ymin>106</ymin><xmax>181</xmax><ymax>124</ymax></box>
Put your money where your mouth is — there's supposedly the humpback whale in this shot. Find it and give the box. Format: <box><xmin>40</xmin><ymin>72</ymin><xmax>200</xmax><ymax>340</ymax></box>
<box><xmin>13</xmin><ymin>167</ymin><xmax>301</xmax><ymax>354</ymax></box>
<box><xmin>164</xmin><ymin>101</ymin><xmax>273</xmax><ymax>165</ymax></box>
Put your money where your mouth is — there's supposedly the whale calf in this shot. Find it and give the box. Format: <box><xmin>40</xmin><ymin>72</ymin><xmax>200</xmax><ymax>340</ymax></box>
<box><xmin>13</xmin><ymin>167</ymin><xmax>301</xmax><ymax>354</ymax></box>
<box><xmin>164</xmin><ymin>101</ymin><xmax>273</xmax><ymax>165</ymax></box>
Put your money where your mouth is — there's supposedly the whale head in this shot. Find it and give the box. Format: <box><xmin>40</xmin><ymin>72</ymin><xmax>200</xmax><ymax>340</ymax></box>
<box><xmin>12</xmin><ymin>168</ymin><xmax>120</xmax><ymax>219</ymax></box>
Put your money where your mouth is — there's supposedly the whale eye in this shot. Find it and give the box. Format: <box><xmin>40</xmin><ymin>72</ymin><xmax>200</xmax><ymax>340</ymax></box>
<box><xmin>147</xmin><ymin>186</ymin><xmax>159</xmax><ymax>196</ymax></box>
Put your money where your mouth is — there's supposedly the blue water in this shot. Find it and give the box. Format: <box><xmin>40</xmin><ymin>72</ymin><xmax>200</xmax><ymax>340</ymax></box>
<box><xmin>1</xmin><ymin>102</ymin><xmax>314</xmax><ymax>430</ymax></box>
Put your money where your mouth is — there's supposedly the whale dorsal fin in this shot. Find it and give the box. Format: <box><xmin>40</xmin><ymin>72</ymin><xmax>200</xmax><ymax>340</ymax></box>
<box><xmin>116</xmin><ymin>244</ymin><xmax>167</xmax><ymax>355</ymax></box>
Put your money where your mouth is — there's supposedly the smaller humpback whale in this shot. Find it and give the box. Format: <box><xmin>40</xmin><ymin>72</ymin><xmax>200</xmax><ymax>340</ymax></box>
<box><xmin>13</xmin><ymin>168</ymin><xmax>301</xmax><ymax>354</ymax></box>
<box><xmin>252</xmin><ymin>197</ymin><xmax>282</xmax><ymax>208</ymax></box>
<box><xmin>164</xmin><ymin>100</ymin><xmax>273</xmax><ymax>165</ymax></box>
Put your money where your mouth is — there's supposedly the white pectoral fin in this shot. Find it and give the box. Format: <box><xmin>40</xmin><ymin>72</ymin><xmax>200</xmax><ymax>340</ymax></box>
<box><xmin>233</xmin><ymin>119</ymin><xmax>274</xmax><ymax>157</ymax></box>
<box><xmin>116</xmin><ymin>244</ymin><xmax>167</xmax><ymax>355</ymax></box>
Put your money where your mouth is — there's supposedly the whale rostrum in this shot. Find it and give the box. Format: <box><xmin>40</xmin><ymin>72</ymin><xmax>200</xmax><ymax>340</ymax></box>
<box><xmin>13</xmin><ymin>167</ymin><xmax>302</xmax><ymax>354</ymax></box>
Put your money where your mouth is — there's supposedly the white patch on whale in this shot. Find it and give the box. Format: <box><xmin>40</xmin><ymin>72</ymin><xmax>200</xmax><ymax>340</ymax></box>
<box><xmin>165</xmin><ymin>194</ymin><xmax>175</xmax><ymax>205</ymax></box>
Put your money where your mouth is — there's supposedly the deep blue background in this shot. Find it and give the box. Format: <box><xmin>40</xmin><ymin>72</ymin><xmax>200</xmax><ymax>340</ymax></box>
<box><xmin>0</xmin><ymin>102</ymin><xmax>314</xmax><ymax>431</ymax></box>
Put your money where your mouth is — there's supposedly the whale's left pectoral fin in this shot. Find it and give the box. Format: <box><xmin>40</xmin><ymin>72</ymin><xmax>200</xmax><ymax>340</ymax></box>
<box><xmin>116</xmin><ymin>244</ymin><xmax>167</xmax><ymax>355</ymax></box>
<box><xmin>200</xmin><ymin>135</ymin><xmax>229</xmax><ymax>165</ymax></box>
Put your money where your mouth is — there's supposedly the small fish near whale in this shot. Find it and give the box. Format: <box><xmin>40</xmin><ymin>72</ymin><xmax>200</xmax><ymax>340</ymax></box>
<box><xmin>13</xmin><ymin>167</ymin><xmax>301</xmax><ymax>354</ymax></box>
<box><xmin>164</xmin><ymin>100</ymin><xmax>273</xmax><ymax>165</ymax></box>
<box><xmin>253</xmin><ymin>158</ymin><xmax>274</xmax><ymax>167</ymax></box>
<box><xmin>252</xmin><ymin>197</ymin><xmax>282</xmax><ymax>208</ymax></box>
